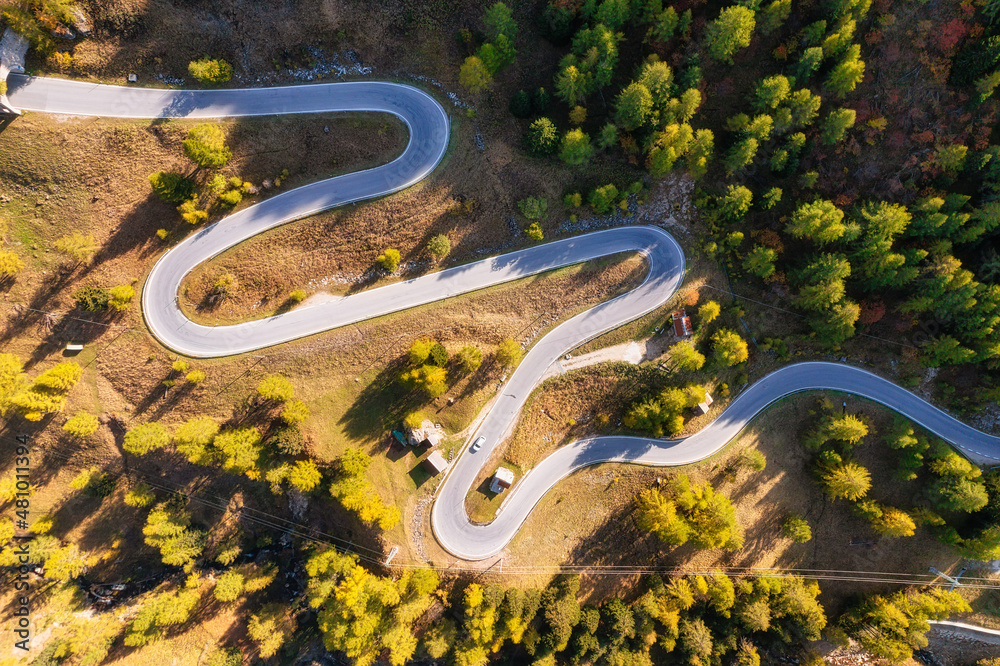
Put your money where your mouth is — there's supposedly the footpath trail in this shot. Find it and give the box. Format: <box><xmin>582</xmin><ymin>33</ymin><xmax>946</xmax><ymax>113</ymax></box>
<box><xmin>10</xmin><ymin>75</ymin><xmax>1000</xmax><ymax>562</ymax></box>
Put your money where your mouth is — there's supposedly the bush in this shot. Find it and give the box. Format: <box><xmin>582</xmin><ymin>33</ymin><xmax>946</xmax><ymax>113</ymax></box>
<box><xmin>149</xmin><ymin>171</ymin><xmax>196</xmax><ymax>203</ymax></box>
<box><xmin>427</xmin><ymin>234</ymin><xmax>451</xmax><ymax>259</ymax></box>
<box><xmin>188</xmin><ymin>57</ymin><xmax>233</xmax><ymax>84</ymax></box>
<box><xmin>525</xmin><ymin>222</ymin><xmax>544</xmax><ymax>241</ymax></box>
<box><xmin>518</xmin><ymin>196</ymin><xmax>548</xmax><ymax>220</ymax></box>
<box><xmin>63</xmin><ymin>412</ymin><xmax>99</xmax><ymax>438</ymax></box>
<box><xmin>214</xmin><ymin>570</ymin><xmax>244</xmax><ymax>603</ymax></box>
<box><xmin>269</xmin><ymin>426</ymin><xmax>305</xmax><ymax>456</ymax></box>
<box><xmin>377</xmin><ymin>248</ymin><xmax>401</xmax><ymax>272</ymax></box>
<box><xmin>217</xmin><ymin>189</ymin><xmax>242</xmax><ymax>207</ymax></box>
<box><xmin>73</xmin><ymin>286</ymin><xmax>110</xmax><ymax>311</ymax></box>
<box><xmin>525</xmin><ymin>118</ymin><xmax>559</xmax><ymax>155</ymax></box>
<box><xmin>589</xmin><ymin>184</ymin><xmax>620</xmax><ymax>214</ymax></box>
<box><xmin>124</xmin><ymin>482</ymin><xmax>155</xmax><ymax>508</ymax></box>
<box><xmin>109</xmin><ymin>284</ymin><xmax>135</xmax><ymax>312</ymax></box>
<box><xmin>456</xmin><ymin>345</ymin><xmax>482</xmax><ymax>373</ymax></box>
<box><xmin>183</xmin><ymin>124</ymin><xmax>231</xmax><ymax>169</ymax></box>
<box><xmin>782</xmin><ymin>514</ymin><xmax>812</xmax><ymax>542</ymax></box>
<box><xmin>289</xmin><ymin>289</ymin><xmax>307</xmax><ymax>302</ymax></box>
<box><xmin>257</xmin><ymin>374</ymin><xmax>294</xmax><ymax>402</ymax></box>
<box><xmin>429</xmin><ymin>342</ymin><xmax>449</xmax><ymax>366</ymax></box>
<box><xmin>496</xmin><ymin>338</ymin><xmax>523</xmax><ymax>367</ymax></box>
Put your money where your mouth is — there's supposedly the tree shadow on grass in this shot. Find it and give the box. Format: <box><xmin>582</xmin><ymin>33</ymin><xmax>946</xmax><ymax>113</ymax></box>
<box><xmin>339</xmin><ymin>356</ymin><xmax>423</xmax><ymax>441</ymax></box>
<box><xmin>0</xmin><ymin>268</ymin><xmax>76</xmax><ymax>348</ymax></box>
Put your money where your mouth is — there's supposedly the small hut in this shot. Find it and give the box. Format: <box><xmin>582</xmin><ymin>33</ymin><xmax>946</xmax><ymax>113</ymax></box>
<box><xmin>490</xmin><ymin>467</ymin><xmax>515</xmax><ymax>494</ymax></box>
<box><xmin>421</xmin><ymin>451</ymin><xmax>449</xmax><ymax>476</ymax></box>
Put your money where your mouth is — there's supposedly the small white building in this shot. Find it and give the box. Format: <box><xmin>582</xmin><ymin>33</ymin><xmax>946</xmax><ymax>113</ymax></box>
<box><xmin>421</xmin><ymin>450</ymin><xmax>449</xmax><ymax>476</ymax></box>
<box><xmin>490</xmin><ymin>467</ymin><xmax>515</xmax><ymax>494</ymax></box>
<box><xmin>696</xmin><ymin>392</ymin><xmax>714</xmax><ymax>415</ymax></box>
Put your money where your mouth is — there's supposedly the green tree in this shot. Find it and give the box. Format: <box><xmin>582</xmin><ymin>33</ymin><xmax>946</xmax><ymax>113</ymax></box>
<box><xmin>685</xmin><ymin>128</ymin><xmax>714</xmax><ymax>178</ymax></box>
<box><xmin>559</xmin><ymin>128</ymin><xmax>594</xmax><ymax>165</ymax></box>
<box><xmin>483</xmin><ymin>2</ymin><xmax>517</xmax><ymax>41</ymax></box>
<box><xmin>525</xmin><ymin>117</ymin><xmax>559</xmax><ymax>155</ymax></box>
<box><xmin>289</xmin><ymin>460</ymin><xmax>322</xmax><ymax>492</ymax></box>
<box><xmin>786</xmin><ymin>200</ymin><xmax>846</xmax><ymax>244</ymax></box>
<box><xmin>725</xmin><ymin>136</ymin><xmax>759</xmax><ymax>173</ymax></box>
<box><xmin>124</xmin><ymin>422</ymin><xmax>171</xmax><ymax>456</ymax></box>
<box><xmin>821</xmin><ymin>108</ymin><xmax>856</xmax><ymax>144</ymax></box>
<box><xmin>615</xmin><ymin>82</ymin><xmax>653</xmax><ymax>131</ymax></box>
<box><xmin>840</xmin><ymin>589</ymin><xmax>970</xmax><ymax>662</ymax></box>
<box><xmin>554</xmin><ymin>65</ymin><xmax>590</xmax><ymax>106</ymax></box>
<box><xmin>496</xmin><ymin>338</ymin><xmax>522</xmax><ymax>367</ymax></box>
<box><xmin>149</xmin><ymin>171</ymin><xmax>195</xmax><ymax>203</ymax></box>
<box><xmin>597</xmin><ymin>122</ymin><xmax>619</xmax><ymax>150</ymax></box>
<box><xmin>589</xmin><ymin>184</ymin><xmax>620</xmax><ymax>214</ymax></box>
<box><xmin>826</xmin><ymin>45</ymin><xmax>865</xmax><ymax>97</ymax></box>
<box><xmin>717</xmin><ymin>184</ymin><xmax>753</xmax><ymax>221</ymax></box>
<box><xmin>188</xmin><ymin>57</ymin><xmax>233</xmax><ymax>84</ymax></box>
<box><xmin>759</xmin><ymin>0</ymin><xmax>792</xmax><ymax>34</ymax></box>
<box><xmin>647</xmin><ymin>122</ymin><xmax>694</xmax><ymax>176</ymax></box>
<box><xmin>705</xmin><ymin>6</ymin><xmax>756</xmax><ymax>64</ymax></box>
<box><xmin>755</xmin><ymin>75</ymin><xmax>790</xmax><ymax>110</ymax></box>
<box><xmin>783</xmin><ymin>514</ymin><xmax>812</xmax><ymax>542</ymax></box>
<box><xmin>248</xmin><ymin>603</ymin><xmax>293</xmax><ymax>658</ymax></box>
<box><xmin>400</xmin><ymin>365</ymin><xmax>448</xmax><ymax>398</ymax></box>
<box><xmin>712</xmin><ymin>328</ymin><xmax>748</xmax><ymax>366</ymax></box>
<box><xmin>54</xmin><ymin>233</ymin><xmax>98</xmax><ymax>265</ymax></box>
<box><xmin>667</xmin><ymin>341</ymin><xmax>705</xmax><ymax>371</ymax></box>
<box><xmin>183</xmin><ymin>124</ymin><xmax>231</xmax><ymax>169</ymax></box>
<box><xmin>281</xmin><ymin>398</ymin><xmax>310</xmax><ymax>425</ymax></box>
<box><xmin>744</xmin><ymin>246</ymin><xmax>778</xmax><ymax>279</ymax></box>
<box><xmin>821</xmin><ymin>461</ymin><xmax>871</xmax><ymax>500</ymax></box>
<box><xmin>142</xmin><ymin>503</ymin><xmax>207</xmax><ymax>568</ymax></box>
<box><xmin>427</xmin><ymin>234</ymin><xmax>451</xmax><ymax>260</ymax></box>
<box><xmin>509</xmin><ymin>89</ymin><xmax>532</xmax><ymax>118</ymax></box>
<box><xmin>459</xmin><ymin>56</ymin><xmax>492</xmax><ymax>92</ymax></box>
<box><xmin>63</xmin><ymin>411</ymin><xmax>99</xmax><ymax>438</ymax></box>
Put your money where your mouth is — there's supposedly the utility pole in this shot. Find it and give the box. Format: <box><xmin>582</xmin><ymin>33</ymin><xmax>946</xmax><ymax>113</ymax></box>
<box><xmin>929</xmin><ymin>566</ymin><xmax>966</xmax><ymax>591</ymax></box>
<box><xmin>384</xmin><ymin>546</ymin><xmax>399</xmax><ymax>567</ymax></box>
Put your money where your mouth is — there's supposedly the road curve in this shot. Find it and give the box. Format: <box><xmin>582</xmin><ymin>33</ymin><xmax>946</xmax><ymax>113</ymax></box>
<box><xmin>11</xmin><ymin>76</ymin><xmax>1000</xmax><ymax>562</ymax></box>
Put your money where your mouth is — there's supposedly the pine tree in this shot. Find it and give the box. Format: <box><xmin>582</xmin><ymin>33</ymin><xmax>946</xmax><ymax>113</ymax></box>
<box><xmin>712</xmin><ymin>329</ymin><xmax>749</xmax><ymax>366</ymax></box>
<box><xmin>124</xmin><ymin>422</ymin><xmax>171</xmax><ymax>455</ymax></box>
<box><xmin>183</xmin><ymin>124</ymin><xmax>231</xmax><ymax>169</ymax></box>
<box><xmin>667</xmin><ymin>341</ymin><xmax>706</xmax><ymax>371</ymax></box>
<box><xmin>704</xmin><ymin>6</ymin><xmax>757</xmax><ymax>64</ymax></box>
<box><xmin>820</xmin><ymin>461</ymin><xmax>871</xmax><ymax>500</ymax></box>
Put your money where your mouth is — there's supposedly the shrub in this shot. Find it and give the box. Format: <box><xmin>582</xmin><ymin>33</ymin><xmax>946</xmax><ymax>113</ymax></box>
<box><xmin>124</xmin><ymin>422</ymin><xmax>171</xmax><ymax>455</ymax></box>
<box><xmin>109</xmin><ymin>284</ymin><xmax>135</xmax><ymax>312</ymax></box>
<box><xmin>289</xmin><ymin>289</ymin><xmax>307</xmax><ymax>302</ymax></box>
<box><xmin>427</xmin><ymin>234</ymin><xmax>451</xmax><ymax>259</ymax></box>
<box><xmin>525</xmin><ymin>118</ymin><xmax>559</xmax><ymax>155</ymax></box>
<box><xmin>213</xmin><ymin>273</ymin><xmax>237</xmax><ymax>297</ymax></box>
<box><xmin>589</xmin><ymin>184</ymin><xmax>620</xmax><ymax>214</ymax></box>
<box><xmin>217</xmin><ymin>189</ymin><xmax>242</xmax><ymax>207</ymax></box>
<box><xmin>377</xmin><ymin>248</ymin><xmax>401</xmax><ymax>272</ymax></box>
<box><xmin>63</xmin><ymin>412</ymin><xmax>99</xmax><ymax>438</ymax></box>
<box><xmin>73</xmin><ymin>286</ymin><xmax>110</xmax><ymax>311</ymax></box>
<box><xmin>178</xmin><ymin>198</ymin><xmax>209</xmax><ymax>225</ymax></box>
<box><xmin>214</xmin><ymin>570</ymin><xmax>244</xmax><ymax>603</ymax></box>
<box><xmin>124</xmin><ymin>482</ymin><xmax>155</xmax><ymax>508</ymax></box>
<box><xmin>518</xmin><ymin>196</ymin><xmax>548</xmax><ymax>220</ymax></box>
<box><xmin>525</xmin><ymin>222</ymin><xmax>544</xmax><ymax>241</ymax></box>
<box><xmin>186</xmin><ymin>370</ymin><xmax>206</xmax><ymax>384</ymax></box>
<box><xmin>429</xmin><ymin>342</ymin><xmax>449</xmax><ymax>366</ymax></box>
<box><xmin>456</xmin><ymin>345</ymin><xmax>482</xmax><ymax>373</ymax></box>
<box><xmin>0</xmin><ymin>249</ymin><xmax>24</xmax><ymax>278</ymax></box>
<box><xmin>54</xmin><ymin>233</ymin><xmax>98</xmax><ymax>264</ymax></box>
<box><xmin>257</xmin><ymin>374</ymin><xmax>294</xmax><ymax>402</ymax></box>
<box><xmin>188</xmin><ymin>57</ymin><xmax>233</xmax><ymax>84</ymax></box>
<box><xmin>496</xmin><ymin>338</ymin><xmax>522</xmax><ymax>367</ymax></box>
<box><xmin>409</xmin><ymin>338</ymin><xmax>434</xmax><ymax>365</ymax></box>
<box><xmin>149</xmin><ymin>171</ymin><xmax>195</xmax><ymax>203</ymax></box>
<box><xmin>281</xmin><ymin>399</ymin><xmax>310</xmax><ymax>425</ymax></box>
<box><xmin>183</xmin><ymin>124</ymin><xmax>231</xmax><ymax>170</ymax></box>
<box><xmin>782</xmin><ymin>514</ymin><xmax>812</xmax><ymax>542</ymax></box>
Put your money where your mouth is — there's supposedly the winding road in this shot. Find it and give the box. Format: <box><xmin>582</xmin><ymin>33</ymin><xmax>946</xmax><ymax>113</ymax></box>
<box><xmin>9</xmin><ymin>75</ymin><xmax>1000</xmax><ymax>561</ymax></box>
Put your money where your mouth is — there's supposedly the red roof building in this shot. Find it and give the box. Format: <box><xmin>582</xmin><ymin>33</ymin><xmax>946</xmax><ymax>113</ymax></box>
<box><xmin>672</xmin><ymin>310</ymin><xmax>693</xmax><ymax>338</ymax></box>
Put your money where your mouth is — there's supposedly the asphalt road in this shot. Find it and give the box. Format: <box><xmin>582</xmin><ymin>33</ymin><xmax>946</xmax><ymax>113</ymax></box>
<box><xmin>12</xmin><ymin>75</ymin><xmax>1000</xmax><ymax>562</ymax></box>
